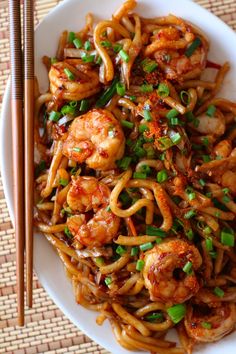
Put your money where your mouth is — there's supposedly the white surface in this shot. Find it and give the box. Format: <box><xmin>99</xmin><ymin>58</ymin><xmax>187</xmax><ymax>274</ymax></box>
<box><xmin>1</xmin><ymin>0</ymin><xmax>236</xmax><ymax>353</ymax></box>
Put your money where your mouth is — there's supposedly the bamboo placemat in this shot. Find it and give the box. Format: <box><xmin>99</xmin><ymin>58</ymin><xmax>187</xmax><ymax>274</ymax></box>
<box><xmin>0</xmin><ymin>1</ymin><xmax>236</xmax><ymax>353</ymax></box>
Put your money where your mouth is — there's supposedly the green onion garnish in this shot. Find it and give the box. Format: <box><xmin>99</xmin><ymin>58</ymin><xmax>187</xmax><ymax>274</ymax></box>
<box><xmin>141</xmin><ymin>58</ymin><xmax>158</xmax><ymax>73</ymax></box>
<box><xmin>64</xmin><ymin>226</ymin><xmax>73</xmax><ymax>239</ymax></box>
<box><xmin>203</xmin><ymin>226</ymin><xmax>212</xmax><ymax>235</ymax></box>
<box><xmin>121</xmin><ymin>120</ymin><xmax>134</xmax><ymax>129</ymax></box>
<box><xmin>146</xmin><ymin>226</ymin><xmax>166</xmax><ymax>237</ymax></box>
<box><xmin>210</xmin><ymin>251</ymin><xmax>217</xmax><ymax>259</ymax></box>
<box><xmin>157</xmin><ymin>169</ymin><xmax>168</xmax><ymax>183</ymax></box>
<box><xmin>117</xmin><ymin>157</ymin><xmax>132</xmax><ymax>170</ymax></box>
<box><xmin>140</xmin><ymin>84</ymin><xmax>153</xmax><ymax>93</ymax></box>
<box><xmin>119</xmin><ymin>49</ymin><xmax>130</xmax><ymax>62</ymax></box>
<box><xmin>205</xmin><ymin>237</ymin><xmax>213</xmax><ymax>251</ymax></box>
<box><xmin>128</xmin><ymin>95</ymin><xmax>136</xmax><ymax>102</ymax></box>
<box><xmin>222</xmin><ymin>195</ymin><xmax>230</xmax><ymax>203</ymax></box>
<box><xmin>206</xmin><ymin>104</ymin><xmax>216</xmax><ymax>117</ymax></box>
<box><xmin>105</xmin><ymin>277</ymin><xmax>112</xmax><ymax>286</ymax></box>
<box><xmin>61</xmin><ymin>105</ymin><xmax>76</xmax><ymax>116</ymax></box>
<box><xmin>79</xmin><ymin>99</ymin><xmax>89</xmax><ymax>112</ymax></box>
<box><xmin>96</xmin><ymin>77</ymin><xmax>119</xmax><ymax>107</ymax></box>
<box><xmin>186</xmin><ymin>229</ymin><xmax>194</xmax><ymax>240</ymax></box>
<box><xmin>222</xmin><ymin>188</ymin><xmax>229</xmax><ymax>195</ymax></box>
<box><xmin>140</xmin><ymin>242</ymin><xmax>153</xmax><ymax>252</ymax></box>
<box><xmin>199</xmin><ymin>179</ymin><xmax>206</xmax><ymax>187</ymax></box>
<box><xmin>180</xmin><ymin>90</ymin><xmax>190</xmax><ymax>105</ymax></box>
<box><xmin>202</xmin><ymin>155</ymin><xmax>211</xmax><ymax>163</ymax></box>
<box><xmin>139</xmin><ymin>124</ymin><xmax>149</xmax><ymax>133</ymax></box>
<box><xmin>143</xmin><ymin>109</ymin><xmax>152</xmax><ymax>122</ymax></box>
<box><xmin>113</xmin><ymin>43</ymin><xmax>123</xmax><ymax>53</ymax></box>
<box><xmin>68</xmin><ymin>31</ymin><xmax>75</xmax><ymax>44</ymax></box>
<box><xmin>59</xmin><ymin>178</ymin><xmax>68</xmax><ymax>187</ymax></box>
<box><xmin>145</xmin><ymin>146</ymin><xmax>155</xmax><ymax>159</ymax></box>
<box><xmin>49</xmin><ymin>111</ymin><xmax>61</xmax><ymax>122</ymax></box>
<box><xmin>169</xmin><ymin>117</ymin><xmax>180</xmax><ymax>126</ymax></box>
<box><xmin>101</xmin><ymin>40</ymin><xmax>112</xmax><ymax>48</ymax></box>
<box><xmin>184</xmin><ymin>209</ymin><xmax>196</xmax><ymax>219</ymax></box>
<box><xmin>157</xmin><ymin>82</ymin><xmax>170</xmax><ymax>97</ymax></box>
<box><xmin>158</xmin><ymin>137</ymin><xmax>173</xmax><ymax>150</ymax></box>
<box><xmin>134</xmin><ymin>146</ymin><xmax>146</xmax><ymax>158</ymax></box>
<box><xmin>183</xmin><ymin>261</ymin><xmax>192</xmax><ymax>274</ymax></box>
<box><xmin>96</xmin><ymin>56</ymin><xmax>102</xmax><ymax>65</ymax></box>
<box><xmin>116</xmin><ymin>82</ymin><xmax>126</xmax><ymax>96</ymax></box>
<box><xmin>140</xmin><ymin>165</ymin><xmax>151</xmax><ymax>175</ymax></box>
<box><xmin>69</xmin><ymin>101</ymin><xmax>78</xmax><ymax>108</ymax></box>
<box><xmin>213</xmin><ymin>287</ymin><xmax>224</xmax><ymax>298</ymax></box>
<box><xmin>136</xmin><ymin>259</ymin><xmax>145</xmax><ymax>271</ymax></box>
<box><xmin>170</xmin><ymin>132</ymin><xmax>182</xmax><ymax>145</ymax></box>
<box><xmin>221</xmin><ymin>228</ymin><xmax>235</xmax><ymax>247</ymax></box>
<box><xmin>185</xmin><ymin>37</ymin><xmax>202</xmax><ymax>57</ymax></box>
<box><xmin>133</xmin><ymin>172</ymin><xmax>147</xmax><ymax>179</ymax></box>
<box><xmin>201</xmin><ymin>322</ymin><xmax>212</xmax><ymax>329</ymax></box>
<box><xmin>167</xmin><ymin>304</ymin><xmax>186</xmax><ymax>324</ymax></box>
<box><xmin>81</xmin><ymin>54</ymin><xmax>95</xmax><ymax>63</ymax></box>
<box><xmin>84</xmin><ymin>40</ymin><xmax>91</xmax><ymax>50</ymax></box>
<box><xmin>202</xmin><ymin>137</ymin><xmax>209</xmax><ymax>146</ymax></box>
<box><xmin>166</xmin><ymin>109</ymin><xmax>179</xmax><ymax>119</ymax></box>
<box><xmin>95</xmin><ymin>257</ymin><xmax>105</xmax><ymax>266</ymax></box>
<box><xmin>131</xmin><ymin>246</ymin><xmax>139</xmax><ymax>257</ymax></box>
<box><xmin>51</xmin><ymin>57</ymin><xmax>58</xmax><ymax>64</ymax></box>
<box><xmin>186</xmin><ymin>111</ymin><xmax>195</xmax><ymax>122</ymax></box>
<box><xmin>64</xmin><ymin>68</ymin><xmax>75</xmax><ymax>80</ymax></box>
<box><xmin>73</xmin><ymin>38</ymin><xmax>82</xmax><ymax>49</ymax></box>
<box><xmin>116</xmin><ymin>245</ymin><xmax>127</xmax><ymax>256</ymax></box>
<box><xmin>145</xmin><ymin>312</ymin><xmax>163</xmax><ymax>322</ymax></box>
<box><xmin>156</xmin><ymin>237</ymin><xmax>163</xmax><ymax>244</ymax></box>
<box><xmin>73</xmin><ymin>147</ymin><xmax>82</xmax><ymax>152</ymax></box>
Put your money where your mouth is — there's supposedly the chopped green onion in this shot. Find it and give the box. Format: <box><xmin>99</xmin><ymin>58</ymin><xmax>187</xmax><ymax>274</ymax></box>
<box><xmin>205</xmin><ymin>237</ymin><xmax>213</xmax><ymax>251</ymax></box>
<box><xmin>64</xmin><ymin>68</ymin><xmax>75</xmax><ymax>80</ymax></box>
<box><xmin>51</xmin><ymin>57</ymin><xmax>58</xmax><ymax>64</ymax></box>
<box><xmin>193</xmin><ymin>118</ymin><xmax>200</xmax><ymax>128</ymax></box>
<box><xmin>73</xmin><ymin>147</ymin><xmax>82</xmax><ymax>152</ymax></box>
<box><xmin>222</xmin><ymin>188</ymin><xmax>230</xmax><ymax>195</ymax></box>
<box><xmin>101</xmin><ymin>40</ymin><xmax>112</xmax><ymax>48</ymax></box>
<box><xmin>96</xmin><ymin>56</ymin><xmax>102</xmax><ymax>65</ymax></box>
<box><xmin>95</xmin><ymin>257</ymin><xmax>104</xmax><ymax>266</ymax></box>
<box><xmin>206</xmin><ymin>105</ymin><xmax>216</xmax><ymax>117</ymax></box>
<box><xmin>141</xmin><ymin>58</ymin><xmax>158</xmax><ymax>73</ymax></box>
<box><xmin>81</xmin><ymin>54</ymin><xmax>95</xmax><ymax>63</ymax></box>
<box><xmin>117</xmin><ymin>157</ymin><xmax>132</xmax><ymax>170</ymax></box>
<box><xmin>73</xmin><ymin>38</ymin><xmax>82</xmax><ymax>49</ymax></box>
<box><xmin>59</xmin><ymin>178</ymin><xmax>68</xmax><ymax>187</ymax></box>
<box><xmin>156</xmin><ymin>237</ymin><xmax>163</xmax><ymax>244</ymax></box>
<box><xmin>128</xmin><ymin>95</ymin><xmax>137</xmax><ymax>102</ymax></box>
<box><xmin>139</xmin><ymin>124</ymin><xmax>149</xmax><ymax>133</ymax></box>
<box><xmin>146</xmin><ymin>226</ymin><xmax>166</xmax><ymax>237</ymax></box>
<box><xmin>210</xmin><ymin>251</ymin><xmax>217</xmax><ymax>259</ymax></box>
<box><xmin>106</xmin><ymin>206</ymin><xmax>111</xmax><ymax>212</ymax></box>
<box><xmin>199</xmin><ymin>179</ymin><xmax>206</xmax><ymax>187</ymax></box>
<box><xmin>69</xmin><ymin>100</ymin><xmax>78</xmax><ymax>108</ymax></box>
<box><xmin>201</xmin><ymin>322</ymin><xmax>212</xmax><ymax>329</ymax></box>
<box><xmin>49</xmin><ymin>111</ymin><xmax>61</xmax><ymax>122</ymax></box>
<box><xmin>202</xmin><ymin>155</ymin><xmax>211</xmax><ymax>163</ymax></box>
<box><xmin>214</xmin><ymin>287</ymin><xmax>224</xmax><ymax>298</ymax></box>
<box><xmin>145</xmin><ymin>146</ymin><xmax>155</xmax><ymax>159</ymax></box>
<box><xmin>166</xmin><ymin>109</ymin><xmax>179</xmax><ymax>119</ymax></box>
<box><xmin>70</xmin><ymin>166</ymin><xmax>78</xmax><ymax>175</ymax></box>
<box><xmin>134</xmin><ymin>146</ymin><xmax>146</xmax><ymax>158</ymax></box>
<box><xmin>205</xmin><ymin>192</ymin><xmax>212</xmax><ymax>198</ymax></box>
<box><xmin>61</xmin><ymin>105</ymin><xmax>75</xmax><ymax>116</ymax></box>
<box><xmin>203</xmin><ymin>226</ymin><xmax>212</xmax><ymax>235</ymax></box>
<box><xmin>68</xmin><ymin>31</ymin><xmax>75</xmax><ymax>44</ymax></box>
<box><xmin>84</xmin><ymin>40</ymin><xmax>91</xmax><ymax>50</ymax></box>
<box><xmin>180</xmin><ymin>90</ymin><xmax>190</xmax><ymax>105</ymax></box>
<box><xmin>221</xmin><ymin>228</ymin><xmax>235</xmax><ymax>247</ymax></box>
<box><xmin>139</xmin><ymin>165</ymin><xmax>151</xmax><ymax>175</ymax></box>
<box><xmin>170</xmin><ymin>132</ymin><xmax>182</xmax><ymax>145</ymax></box>
<box><xmin>169</xmin><ymin>117</ymin><xmax>180</xmax><ymax>126</ymax></box>
<box><xmin>215</xmin><ymin>211</ymin><xmax>221</xmax><ymax>218</ymax></box>
<box><xmin>96</xmin><ymin>77</ymin><xmax>119</xmax><ymax>107</ymax></box>
<box><xmin>202</xmin><ymin>137</ymin><xmax>209</xmax><ymax>146</ymax></box>
<box><xmin>140</xmin><ymin>84</ymin><xmax>153</xmax><ymax>93</ymax></box>
<box><xmin>184</xmin><ymin>209</ymin><xmax>196</xmax><ymax>219</ymax></box>
<box><xmin>183</xmin><ymin>261</ymin><xmax>192</xmax><ymax>274</ymax></box>
<box><xmin>185</xmin><ymin>37</ymin><xmax>202</xmax><ymax>57</ymax></box>
<box><xmin>113</xmin><ymin>43</ymin><xmax>123</xmax><ymax>53</ymax></box>
<box><xmin>133</xmin><ymin>172</ymin><xmax>147</xmax><ymax>179</ymax></box>
<box><xmin>188</xmin><ymin>192</ymin><xmax>196</xmax><ymax>201</ymax></box>
<box><xmin>64</xmin><ymin>226</ymin><xmax>73</xmax><ymax>239</ymax></box>
<box><xmin>157</xmin><ymin>169</ymin><xmax>168</xmax><ymax>183</ymax></box>
<box><xmin>186</xmin><ymin>111</ymin><xmax>195</xmax><ymax>122</ymax></box>
<box><xmin>157</xmin><ymin>82</ymin><xmax>170</xmax><ymax>97</ymax></box>
<box><xmin>121</xmin><ymin>120</ymin><xmax>134</xmax><ymax>129</ymax></box>
<box><xmin>143</xmin><ymin>109</ymin><xmax>152</xmax><ymax>122</ymax></box>
<box><xmin>186</xmin><ymin>229</ymin><xmax>194</xmax><ymax>240</ymax></box>
<box><xmin>158</xmin><ymin>137</ymin><xmax>173</xmax><ymax>150</ymax></box>
<box><xmin>105</xmin><ymin>277</ymin><xmax>112</xmax><ymax>286</ymax></box>
<box><xmin>145</xmin><ymin>312</ymin><xmax>164</xmax><ymax>322</ymax></box>
<box><xmin>116</xmin><ymin>82</ymin><xmax>126</xmax><ymax>96</ymax></box>
<box><xmin>222</xmin><ymin>195</ymin><xmax>230</xmax><ymax>203</ymax></box>
<box><xmin>136</xmin><ymin>259</ymin><xmax>145</xmax><ymax>271</ymax></box>
<box><xmin>131</xmin><ymin>247</ymin><xmax>139</xmax><ymax>257</ymax></box>
<box><xmin>116</xmin><ymin>245</ymin><xmax>127</xmax><ymax>255</ymax></box>
<box><xmin>167</xmin><ymin>304</ymin><xmax>186</xmax><ymax>324</ymax></box>
<box><xmin>79</xmin><ymin>99</ymin><xmax>89</xmax><ymax>112</ymax></box>
<box><xmin>140</xmin><ymin>242</ymin><xmax>153</xmax><ymax>252</ymax></box>
<box><xmin>119</xmin><ymin>49</ymin><xmax>130</xmax><ymax>62</ymax></box>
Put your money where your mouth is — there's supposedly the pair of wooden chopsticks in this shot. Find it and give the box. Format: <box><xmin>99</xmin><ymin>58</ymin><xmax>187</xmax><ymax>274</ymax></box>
<box><xmin>9</xmin><ymin>0</ymin><xmax>35</xmax><ymax>326</ymax></box>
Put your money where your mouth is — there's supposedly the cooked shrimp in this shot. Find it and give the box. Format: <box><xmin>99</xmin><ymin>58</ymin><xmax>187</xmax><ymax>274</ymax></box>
<box><xmin>190</xmin><ymin>113</ymin><xmax>225</xmax><ymax>136</ymax></box>
<box><xmin>184</xmin><ymin>303</ymin><xmax>236</xmax><ymax>342</ymax></box>
<box><xmin>49</xmin><ymin>59</ymin><xmax>100</xmax><ymax>101</ymax></box>
<box><xmin>67</xmin><ymin>176</ymin><xmax>120</xmax><ymax>247</ymax></box>
<box><xmin>213</xmin><ymin>139</ymin><xmax>232</xmax><ymax>158</ymax></box>
<box><xmin>63</xmin><ymin>109</ymin><xmax>125</xmax><ymax>170</ymax></box>
<box><xmin>143</xmin><ymin>239</ymin><xmax>202</xmax><ymax>304</ymax></box>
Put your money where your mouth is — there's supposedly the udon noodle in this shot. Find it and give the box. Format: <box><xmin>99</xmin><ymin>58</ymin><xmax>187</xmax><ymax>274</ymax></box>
<box><xmin>34</xmin><ymin>1</ymin><xmax>236</xmax><ymax>352</ymax></box>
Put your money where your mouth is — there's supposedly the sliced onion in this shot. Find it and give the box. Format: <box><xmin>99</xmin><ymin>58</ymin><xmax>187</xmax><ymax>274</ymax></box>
<box><xmin>58</xmin><ymin>114</ymin><xmax>74</xmax><ymax>126</ymax></box>
<box><xmin>76</xmin><ymin>247</ymin><xmax>113</xmax><ymax>258</ymax></box>
<box><xmin>64</xmin><ymin>48</ymin><xmax>97</xmax><ymax>58</ymax></box>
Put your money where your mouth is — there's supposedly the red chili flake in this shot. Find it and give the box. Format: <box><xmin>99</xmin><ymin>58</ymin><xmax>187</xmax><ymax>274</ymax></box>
<box><xmin>206</xmin><ymin>60</ymin><xmax>222</xmax><ymax>70</ymax></box>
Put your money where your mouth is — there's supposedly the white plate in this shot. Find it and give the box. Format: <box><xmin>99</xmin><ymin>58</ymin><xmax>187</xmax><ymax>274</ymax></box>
<box><xmin>1</xmin><ymin>0</ymin><xmax>236</xmax><ymax>353</ymax></box>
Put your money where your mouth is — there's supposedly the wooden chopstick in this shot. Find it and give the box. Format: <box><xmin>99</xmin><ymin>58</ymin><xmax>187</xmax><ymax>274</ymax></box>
<box><xmin>24</xmin><ymin>0</ymin><xmax>35</xmax><ymax>308</ymax></box>
<box><xmin>9</xmin><ymin>0</ymin><xmax>25</xmax><ymax>326</ymax></box>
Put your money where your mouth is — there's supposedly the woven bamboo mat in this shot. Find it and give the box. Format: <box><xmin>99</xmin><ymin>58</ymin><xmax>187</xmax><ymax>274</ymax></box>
<box><xmin>0</xmin><ymin>1</ymin><xmax>236</xmax><ymax>353</ymax></box>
